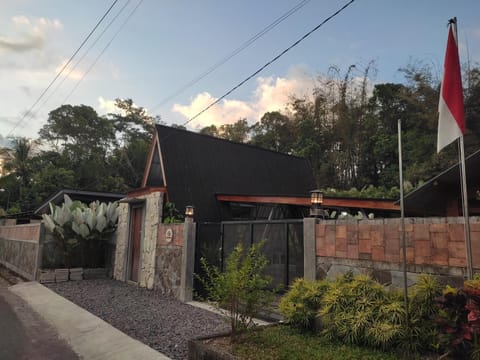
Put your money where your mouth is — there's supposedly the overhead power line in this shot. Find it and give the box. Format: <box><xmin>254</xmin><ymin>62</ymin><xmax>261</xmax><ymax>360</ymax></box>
<box><xmin>150</xmin><ymin>0</ymin><xmax>311</xmax><ymax>113</ymax></box>
<box><xmin>38</xmin><ymin>0</ymin><xmax>133</xmax><ymax>113</ymax></box>
<box><xmin>7</xmin><ymin>0</ymin><xmax>120</xmax><ymax>137</ymax></box>
<box><xmin>62</xmin><ymin>0</ymin><xmax>144</xmax><ymax>105</ymax></box>
<box><xmin>181</xmin><ymin>0</ymin><xmax>356</xmax><ymax>128</ymax></box>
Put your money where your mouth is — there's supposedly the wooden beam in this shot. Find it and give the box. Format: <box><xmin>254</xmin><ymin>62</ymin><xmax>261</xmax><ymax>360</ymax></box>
<box><xmin>216</xmin><ymin>195</ymin><xmax>310</xmax><ymax>206</ymax></box>
<box><xmin>141</xmin><ymin>131</ymin><xmax>159</xmax><ymax>187</ymax></box>
<box><xmin>216</xmin><ymin>194</ymin><xmax>400</xmax><ymax>211</ymax></box>
<box><xmin>127</xmin><ymin>186</ymin><xmax>167</xmax><ymax>198</ymax></box>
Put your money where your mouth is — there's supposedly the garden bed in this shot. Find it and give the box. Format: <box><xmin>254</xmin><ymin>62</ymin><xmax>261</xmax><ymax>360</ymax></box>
<box><xmin>188</xmin><ymin>324</ymin><xmax>401</xmax><ymax>360</ymax></box>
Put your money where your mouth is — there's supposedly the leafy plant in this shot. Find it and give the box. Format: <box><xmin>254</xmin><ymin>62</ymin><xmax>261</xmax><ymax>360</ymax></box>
<box><xmin>436</xmin><ymin>279</ymin><xmax>480</xmax><ymax>358</ymax></box>
<box><xmin>163</xmin><ymin>202</ymin><xmax>183</xmax><ymax>224</ymax></box>
<box><xmin>199</xmin><ymin>240</ymin><xmax>275</xmax><ymax>341</ymax></box>
<box><xmin>279</xmin><ymin>278</ymin><xmax>329</xmax><ymax>331</ymax></box>
<box><xmin>42</xmin><ymin>195</ymin><xmax>119</xmax><ymax>268</ymax></box>
<box><xmin>403</xmin><ymin>274</ymin><xmax>442</xmax><ymax>354</ymax></box>
<box><xmin>318</xmin><ymin>273</ymin><xmax>406</xmax><ymax>351</ymax></box>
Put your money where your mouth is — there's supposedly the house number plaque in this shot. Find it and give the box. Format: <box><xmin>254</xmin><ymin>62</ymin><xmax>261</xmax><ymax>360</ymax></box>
<box><xmin>165</xmin><ymin>228</ymin><xmax>173</xmax><ymax>243</ymax></box>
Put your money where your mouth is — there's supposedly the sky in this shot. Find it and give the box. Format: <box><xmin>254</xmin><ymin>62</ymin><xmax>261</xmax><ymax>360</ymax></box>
<box><xmin>1</xmin><ymin>0</ymin><xmax>479</xmax><ymax>143</ymax></box>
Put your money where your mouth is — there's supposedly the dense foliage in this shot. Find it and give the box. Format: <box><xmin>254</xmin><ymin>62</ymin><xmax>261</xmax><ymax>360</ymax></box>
<box><xmin>2</xmin><ymin>61</ymin><xmax>480</xmax><ymax>213</ymax></box>
<box><xmin>0</xmin><ymin>99</ymin><xmax>157</xmax><ymax>213</ymax></box>
<box><xmin>278</xmin><ymin>273</ymin><xmax>480</xmax><ymax>358</ymax></box>
<box><xmin>201</xmin><ymin>62</ymin><xmax>480</xmax><ymax>194</ymax></box>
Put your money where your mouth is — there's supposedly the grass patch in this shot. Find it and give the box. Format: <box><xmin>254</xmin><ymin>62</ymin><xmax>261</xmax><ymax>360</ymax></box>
<box><xmin>233</xmin><ymin>325</ymin><xmax>400</xmax><ymax>360</ymax></box>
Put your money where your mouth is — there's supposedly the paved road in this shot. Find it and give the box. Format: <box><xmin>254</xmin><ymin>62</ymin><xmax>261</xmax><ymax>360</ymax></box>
<box><xmin>0</xmin><ymin>271</ymin><xmax>78</xmax><ymax>360</ymax></box>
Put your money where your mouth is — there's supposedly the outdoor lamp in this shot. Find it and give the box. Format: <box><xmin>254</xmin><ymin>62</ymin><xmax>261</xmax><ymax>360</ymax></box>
<box><xmin>310</xmin><ymin>190</ymin><xmax>323</xmax><ymax>206</ymax></box>
<box><xmin>310</xmin><ymin>190</ymin><xmax>324</xmax><ymax>218</ymax></box>
<box><xmin>185</xmin><ymin>205</ymin><xmax>194</xmax><ymax>218</ymax></box>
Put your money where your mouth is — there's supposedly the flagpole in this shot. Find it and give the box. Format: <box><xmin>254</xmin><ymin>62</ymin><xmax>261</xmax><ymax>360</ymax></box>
<box><xmin>451</xmin><ymin>17</ymin><xmax>473</xmax><ymax>280</ymax></box>
<box><xmin>398</xmin><ymin>119</ymin><xmax>409</xmax><ymax>317</ymax></box>
<box><xmin>459</xmin><ymin>136</ymin><xmax>473</xmax><ymax>279</ymax></box>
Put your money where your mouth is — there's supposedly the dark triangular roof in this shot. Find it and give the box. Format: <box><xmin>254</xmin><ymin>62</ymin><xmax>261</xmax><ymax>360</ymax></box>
<box><xmin>403</xmin><ymin>148</ymin><xmax>480</xmax><ymax>216</ymax></box>
<box><xmin>144</xmin><ymin>125</ymin><xmax>316</xmax><ymax>221</ymax></box>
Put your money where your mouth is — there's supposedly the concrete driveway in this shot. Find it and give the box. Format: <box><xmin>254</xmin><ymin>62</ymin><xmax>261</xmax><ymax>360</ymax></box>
<box><xmin>0</xmin><ymin>268</ymin><xmax>78</xmax><ymax>360</ymax></box>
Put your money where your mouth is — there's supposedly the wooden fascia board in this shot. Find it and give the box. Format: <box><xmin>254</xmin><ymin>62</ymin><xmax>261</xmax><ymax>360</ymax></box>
<box><xmin>126</xmin><ymin>186</ymin><xmax>167</xmax><ymax>198</ymax></box>
<box><xmin>158</xmin><ymin>136</ymin><xmax>167</xmax><ymax>188</ymax></box>
<box><xmin>141</xmin><ymin>132</ymin><xmax>167</xmax><ymax>188</ymax></box>
<box><xmin>324</xmin><ymin>198</ymin><xmax>399</xmax><ymax>211</ymax></box>
<box><xmin>216</xmin><ymin>194</ymin><xmax>399</xmax><ymax>211</ymax></box>
<box><xmin>216</xmin><ymin>195</ymin><xmax>310</xmax><ymax>206</ymax></box>
<box><xmin>141</xmin><ymin>131</ymin><xmax>158</xmax><ymax>187</ymax></box>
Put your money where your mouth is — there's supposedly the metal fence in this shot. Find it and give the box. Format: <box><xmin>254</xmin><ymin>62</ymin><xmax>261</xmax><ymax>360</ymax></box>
<box><xmin>194</xmin><ymin>220</ymin><xmax>303</xmax><ymax>295</ymax></box>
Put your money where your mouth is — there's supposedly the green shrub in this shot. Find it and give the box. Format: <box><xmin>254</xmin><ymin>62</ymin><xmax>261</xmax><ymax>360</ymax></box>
<box><xmin>401</xmin><ymin>274</ymin><xmax>442</xmax><ymax>354</ymax></box>
<box><xmin>319</xmin><ymin>273</ymin><xmax>406</xmax><ymax>351</ymax></box>
<box><xmin>279</xmin><ymin>278</ymin><xmax>329</xmax><ymax>331</ymax></box>
<box><xmin>200</xmin><ymin>240</ymin><xmax>275</xmax><ymax>341</ymax></box>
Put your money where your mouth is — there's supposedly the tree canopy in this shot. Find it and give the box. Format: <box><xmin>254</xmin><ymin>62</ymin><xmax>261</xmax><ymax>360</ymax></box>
<box><xmin>2</xmin><ymin>60</ymin><xmax>480</xmax><ymax>214</ymax></box>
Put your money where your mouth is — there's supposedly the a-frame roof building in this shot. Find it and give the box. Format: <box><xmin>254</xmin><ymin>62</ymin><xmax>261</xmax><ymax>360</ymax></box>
<box><xmin>141</xmin><ymin>125</ymin><xmax>316</xmax><ymax>222</ymax></box>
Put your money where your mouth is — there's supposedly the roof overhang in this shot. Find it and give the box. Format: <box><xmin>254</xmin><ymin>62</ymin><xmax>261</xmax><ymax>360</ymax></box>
<box><xmin>126</xmin><ymin>186</ymin><xmax>167</xmax><ymax>198</ymax></box>
<box><xmin>216</xmin><ymin>194</ymin><xmax>399</xmax><ymax>211</ymax></box>
<box><xmin>402</xmin><ymin>148</ymin><xmax>480</xmax><ymax>216</ymax></box>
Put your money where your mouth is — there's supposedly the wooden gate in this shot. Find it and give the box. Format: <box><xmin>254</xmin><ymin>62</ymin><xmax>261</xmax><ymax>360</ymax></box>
<box><xmin>128</xmin><ymin>205</ymin><xmax>143</xmax><ymax>282</ymax></box>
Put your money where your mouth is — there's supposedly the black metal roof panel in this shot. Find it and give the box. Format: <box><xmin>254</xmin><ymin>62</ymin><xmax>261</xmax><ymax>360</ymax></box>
<box><xmin>156</xmin><ymin>125</ymin><xmax>316</xmax><ymax>221</ymax></box>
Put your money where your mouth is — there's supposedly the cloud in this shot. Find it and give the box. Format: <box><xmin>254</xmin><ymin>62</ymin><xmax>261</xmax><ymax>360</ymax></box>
<box><xmin>98</xmin><ymin>97</ymin><xmax>120</xmax><ymax>114</ymax></box>
<box><xmin>12</xmin><ymin>16</ymin><xmax>30</xmax><ymax>25</ymax></box>
<box><xmin>0</xmin><ymin>33</ymin><xmax>44</xmax><ymax>52</ymax></box>
<box><xmin>172</xmin><ymin>92</ymin><xmax>255</xmax><ymax>128</ymax></box>
<box><xmin>172</xmin><ymin>66</ymin><xmax>316</xmax><ymax>129</ymax></box>
<box><xmin>55</xmin><ymin>59</ymin><xmax>84</xmax><ymax>80</ymax></box>
<box><xmin>37</xmin><ymin>17</ymin><xmax>63</xmax><ymax>30</ymax></box>
<box><xmin>0</xmin><ymin>15</ymin><xmax>63</xmax><ymax>54</ymax></box>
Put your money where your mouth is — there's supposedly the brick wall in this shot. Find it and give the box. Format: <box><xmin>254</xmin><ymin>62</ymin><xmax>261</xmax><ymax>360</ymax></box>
<box><xmin>0</xmin><ymin>223</ymin><xmax>42</xmax><ymax>280</ymax></box>
<box><xmin>314</xmin><ymin>217</ymin><xmax>480</xmax><ymax>285</ymax></box>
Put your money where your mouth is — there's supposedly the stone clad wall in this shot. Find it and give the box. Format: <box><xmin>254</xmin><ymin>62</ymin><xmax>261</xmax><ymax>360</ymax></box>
<box><xmin>154</xmin><ymin>223</ymin><xmax>184</xmax><ymax>297</ymax></box>
<box><xmin>140</xmin><ymin>192</ymin><xmax>163</xmax><ymax>289</ymax></box>
<box><xmin>113</xmin><ymin>202</ymin><xmax>129</xmax><ymax>281</ymax></box>
<box><xmin>313</xmin><ymin>217</ymin><xmax>480</xmax><ymax>286</ymax></box>
<box><xmin>113</xmin><ymin>191</ymin><xmax>164</xmax><ymax>289</ymax></box>
<box><xmin>0</xmin><ymin>223</ymin><xmax>42</xmax><ymax>280</ymax></box>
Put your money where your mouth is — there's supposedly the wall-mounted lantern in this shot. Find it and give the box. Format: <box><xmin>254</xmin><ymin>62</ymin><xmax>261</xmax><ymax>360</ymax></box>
<box><xmin>310</xmin><ymin>189</ymin><xmax>323</xmax><ymax>206</ymax></box>
<box><xmin>185</xmin><ymin>205</ymin><xmax>194</xmax><ymax>220</ymax></box>
<box><xmin>310</xmin><ymin>189</ymin><xmax>325</xmax><ymax>218</ymax></box>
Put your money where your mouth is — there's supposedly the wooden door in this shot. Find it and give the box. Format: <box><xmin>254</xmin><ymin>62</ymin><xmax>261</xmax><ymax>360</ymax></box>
<box><xmin>129</xmin><ymin>206</ymin><xmax>143</xmax><ymax>282</ymax></box>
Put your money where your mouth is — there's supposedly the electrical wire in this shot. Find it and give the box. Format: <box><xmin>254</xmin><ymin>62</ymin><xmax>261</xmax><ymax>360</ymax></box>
<box><xmin>7</xmin><ymin>0</ymin><xmax>120</xmax><ymax>137</ymax></box>
<box><xmin>180</xmin><ymin>0</ymin><xmax>356</xmax><ymax>128</ymax></box>
<box><xmin>150</xmin><ymin>0</ymin><xmax>311</xmax><ymax>113</ymax></box>
<box><xmin>38</xmin><ymin>0</ymin><xmax>132</xmax><ymax>113</ymax></box>
<box><xmin>61</xmin><ymin>0</ymin><xmax>144</xmax><ymax>105</ymax></box>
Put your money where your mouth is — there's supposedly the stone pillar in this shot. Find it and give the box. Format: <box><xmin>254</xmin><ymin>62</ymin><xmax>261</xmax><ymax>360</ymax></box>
<box><xmin>304</xmin><ymin>217</ymin><xmax>317</xmax><ymax>281</ymax></box>
<box><xmin>179</xmin><ymin>218</ymin><xmax>196</xmax><ymax>302</ymax></box>
<box><xmin>113</xmin><ymin>203</ymin><xmax>130</xmax><ymax>281</ymax></box>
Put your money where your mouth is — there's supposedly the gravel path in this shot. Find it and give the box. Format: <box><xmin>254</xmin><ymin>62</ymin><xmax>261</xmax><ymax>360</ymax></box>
<box><xmin>46</xmin><ymin>279</ymin><xmax>230</xmax><ymax>360</ymax></box>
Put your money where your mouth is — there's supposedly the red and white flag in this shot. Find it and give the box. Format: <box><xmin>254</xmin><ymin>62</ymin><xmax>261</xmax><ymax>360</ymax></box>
<box><xmin>437</xmin><ymin>19</ymin><xmax>465</xmax><ymax>153</ymax></box>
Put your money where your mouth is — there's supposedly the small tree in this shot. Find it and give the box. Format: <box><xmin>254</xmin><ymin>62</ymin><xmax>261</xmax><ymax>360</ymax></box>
<box><xmin>200</xmin><ymin>240</ymin><xmax>274</xmax><ymax>341</ymax></box>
